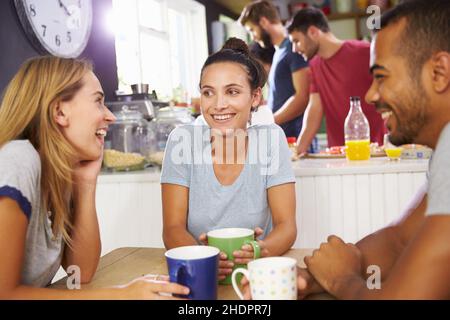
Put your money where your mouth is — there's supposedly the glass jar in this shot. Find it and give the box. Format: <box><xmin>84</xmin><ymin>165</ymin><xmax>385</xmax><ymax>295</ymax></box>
<box><xmin>103</xmin><ymin>106</ymin><xmax>149</xmax><ymax>171</ymax></box>
<box><xmin>141</xmin><ymin>120</ymin><xmax>159</xmax><ymax>165</ymax></box>
<box><xmin>153</xmin><ymin>106</ymin><xmax>195</xmax><ymax>152</ymax></box>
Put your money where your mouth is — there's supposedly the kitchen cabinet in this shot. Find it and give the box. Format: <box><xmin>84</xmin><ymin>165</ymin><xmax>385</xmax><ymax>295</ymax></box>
<box><xmin>294</xmin><ymin>158</ymin><xmax>427</xmax><ymax>247</ymax></box>
<box><xmin>95</xmin><ymin>168</ymin><xmax>163</xmax><ymax>255</ymax></box>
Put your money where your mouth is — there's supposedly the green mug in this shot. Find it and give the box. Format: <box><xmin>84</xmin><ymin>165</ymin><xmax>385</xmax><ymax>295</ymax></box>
<box><xmin>207</xmin><ymin>228</ymin><xmax>261</xmax><ymax>285</ymax></box>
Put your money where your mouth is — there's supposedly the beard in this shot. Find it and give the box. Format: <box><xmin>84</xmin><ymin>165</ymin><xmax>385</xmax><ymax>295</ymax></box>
<box><xmin>259</xmin><ymin>29</ymin><xmax>273</xmax><ymax>49</ymax></box>
<box><xmin>304</xmin><ymin>36</ymin><xmax>319</xmax><ymax>60</ymax></box>
<box><xmin>375</xmin><ymin>87</ymin><xmax>428</xmax><ymax>146</ymax></box>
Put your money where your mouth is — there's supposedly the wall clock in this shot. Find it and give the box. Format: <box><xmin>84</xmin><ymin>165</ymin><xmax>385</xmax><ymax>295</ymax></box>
<box><xmin>14</xmin><ymin>0</ymin><xmax>93</xmax><ymax>58</ymax></box>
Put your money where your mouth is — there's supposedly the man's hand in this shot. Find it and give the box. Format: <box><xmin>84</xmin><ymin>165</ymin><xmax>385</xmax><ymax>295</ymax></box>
<box><xmin>305</xmin><ymin>235</ymin><xmax>363</xmax><ymax>297</ymax></box>
<box><xmin>295</xmin><ymin>141</ymin><xmax>309</xmax><ymax>158</ymax></box>
<box><xmin>297</xmin><ymin>267</ymin><xmax>325</xmax><ymax>299</ymax></box>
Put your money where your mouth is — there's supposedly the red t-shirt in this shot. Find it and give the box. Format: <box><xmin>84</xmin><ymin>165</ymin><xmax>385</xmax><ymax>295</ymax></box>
<box><xmin>309</xmin><ymin>40</ymin><xmax>386</xmax><ymax>147</ymax></box>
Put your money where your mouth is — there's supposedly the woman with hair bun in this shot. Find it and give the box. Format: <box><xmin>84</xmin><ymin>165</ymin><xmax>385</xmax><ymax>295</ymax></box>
<box><xmin>162</xmin><ymin>38</ymin><xmax>297</xmax><ymax>281</ymax></box>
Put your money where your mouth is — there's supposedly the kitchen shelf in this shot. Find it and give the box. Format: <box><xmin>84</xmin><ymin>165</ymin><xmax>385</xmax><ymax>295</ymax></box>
<box><xmin>327</xmin><ymin>11</ymin><xmax>369</xmax><ymax>20</ymax></box>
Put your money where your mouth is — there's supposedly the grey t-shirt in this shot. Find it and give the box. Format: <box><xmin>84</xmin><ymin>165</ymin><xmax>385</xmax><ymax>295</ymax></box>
<box><xmin>0</xmin><ymin>140</ymin><xmax>64</xmax><ymax>287</ymax></box>
<box><xmin>426</xmin><ymin>122</ymin><xmax>450</xmax><ymax>216</ymax></box>
<box><xmin>160</xmin><ymin>123</ymin><xmax>296</xmax><ymax>241</ymax></box>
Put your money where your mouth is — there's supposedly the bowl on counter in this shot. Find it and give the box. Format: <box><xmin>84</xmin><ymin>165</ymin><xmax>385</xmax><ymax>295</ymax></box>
<box><xmin>146</xmin><ymin>151</ymin><xmax>165</xmax><ymax>167</ymax></box>
<box><xmin>384</xmin><ymin>147</ymin><xmax>403</xmax><ymax>160</ymax></box>
<box><xmin>103</xmin><ymin>149</ymin><xmax>146</xmax><ymax>171</ymax></box>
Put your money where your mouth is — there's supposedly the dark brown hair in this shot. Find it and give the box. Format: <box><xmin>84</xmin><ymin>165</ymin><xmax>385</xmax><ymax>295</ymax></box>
<box><xmin>286</xmin><ymin>7</ymin><xmax>330</xmax><ymax>34</ymax></box>
<box><xmin>379</xmin><ymin>0</ymin><xmax>450</xmax><ymax>80</ymax></box>
<box><xmin>200</xmin><ymin>37</ymin><xmax>267</xmax><ymax>90</ymax></box>
<box><xmin>238</xmin><ymin>0</ymin><xmax>280</xmax><ymax>26</ymax></box>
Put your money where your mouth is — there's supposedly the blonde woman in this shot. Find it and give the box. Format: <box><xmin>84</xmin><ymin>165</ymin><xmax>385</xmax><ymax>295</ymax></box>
<box><xmin>0</xmin><ymin>56</ymin><xmax>189</xmax><ymax>299</ymax></box>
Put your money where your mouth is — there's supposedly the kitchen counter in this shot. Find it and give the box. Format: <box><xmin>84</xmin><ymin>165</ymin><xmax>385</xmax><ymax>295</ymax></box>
<box><xmin>99</xmin><ymin>165</ymin><xmax>161</xmax><ymax>183</ymax></box>
<box><xmin>99</xmin><ymin>157</ymin><xmax>429</xmax><ymax>182</ymax></box>
<box><xmin>292</xmin><ymin>157</ymin><xmax>429</xmax><ymax>176</ymax></box>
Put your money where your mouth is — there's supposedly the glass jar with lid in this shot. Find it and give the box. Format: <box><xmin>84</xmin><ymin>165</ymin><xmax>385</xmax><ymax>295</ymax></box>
<box><xmin>153</xmin><ymin>106</ymin><xmax>195</xmax><ymax>153</ymax></box>
<box><xmin>103</xmin><ymin>105</ymin><xmax>150</xmax><ymax>171</ymax></box>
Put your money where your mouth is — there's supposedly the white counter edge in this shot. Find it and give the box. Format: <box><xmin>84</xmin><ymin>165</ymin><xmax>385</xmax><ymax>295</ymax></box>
<box><xmin>98</xmin><ymin>158</ymin><xmax>429</xmax><ymax>184</ymax></box>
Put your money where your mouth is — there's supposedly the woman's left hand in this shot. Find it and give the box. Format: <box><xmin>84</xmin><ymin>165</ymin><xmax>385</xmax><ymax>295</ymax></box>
<box><xmin>73</xmin><ymin>154</ymin><xmax>103</xmax><ymax>185</ymax></box>
<box><xmin>233</xmin><ymin>227</ymin><xmax>269</xmax><ymax>264</ymax></box>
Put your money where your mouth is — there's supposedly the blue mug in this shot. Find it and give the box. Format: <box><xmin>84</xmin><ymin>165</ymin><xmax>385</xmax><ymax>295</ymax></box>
<box><xmin>165</xmin><ymin>245</ymin><xmax>220</xmax><ymax>300</ymax></box>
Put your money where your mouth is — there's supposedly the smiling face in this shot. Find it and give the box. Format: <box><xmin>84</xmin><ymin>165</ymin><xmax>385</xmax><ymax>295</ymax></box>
<box><xmin>365</xmin><ymin>19</ymin><xmax>430</xmax><ymax>146</ymax></box>
<box><xmin>56</xmin><ymin>71</ymin><xmax>116</xmax><ymax>161</ymax></box>
<box><xmin>200</xmin><ymin>62</ymin><xmax>261</xmax><ymax>135</ymax></box>
<box><xmin>289</xmin><ymin>29</ymin><xmax>319</xmax><ymax>61</ymax></box>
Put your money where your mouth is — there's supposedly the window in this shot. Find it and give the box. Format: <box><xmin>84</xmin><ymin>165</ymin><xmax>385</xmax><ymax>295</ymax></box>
<box><xmin>112</xmin><ymin>0</ymin><xmax>208</xmax><ymax>101</ymax></box>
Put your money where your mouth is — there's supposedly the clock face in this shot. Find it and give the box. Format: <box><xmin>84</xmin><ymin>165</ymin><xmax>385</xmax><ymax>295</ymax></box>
<box><xmin>14</xmin><ymin>0</ymin><xmax>93</xmax><ymax>58</ymax></box>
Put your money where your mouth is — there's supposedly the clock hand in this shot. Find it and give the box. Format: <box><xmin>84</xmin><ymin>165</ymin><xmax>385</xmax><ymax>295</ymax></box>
<box><xmin>58</xmin><ymin>0</ymin><xmax>72</xmax><ymax>16</ymax></box>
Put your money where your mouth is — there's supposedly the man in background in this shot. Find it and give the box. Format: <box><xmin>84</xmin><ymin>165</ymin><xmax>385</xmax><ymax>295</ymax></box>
<box><xmin>239</xmin><ymin>0</ymin><xmax>311</xmax><ymax>142</ymax></box>
<box><xmin>286</xmin><ymin>8</ymin><xmax>386</xmax><ymax>155</ymax></box>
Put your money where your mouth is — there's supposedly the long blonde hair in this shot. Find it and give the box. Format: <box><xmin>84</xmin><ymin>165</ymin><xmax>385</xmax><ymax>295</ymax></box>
<box><xmin>0</xmin><ymin>56</ymin><xmax>93</xmax><ymax>245</ymax></box>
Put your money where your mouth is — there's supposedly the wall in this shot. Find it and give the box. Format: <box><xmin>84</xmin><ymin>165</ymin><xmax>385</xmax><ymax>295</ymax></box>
<box><xmin>0</xmin><ymin>0</ymin><xmax>118</xmax><ymax>101</ymax></box>
<box><xmin>194</xmin><ymin>0</ymin><xmax>239</xmax><ymax>54</ymax></box>
<box><xmin>288</xmin><ymin>0</ymin><xmax>371</xmax><ymax>40</ymax></box>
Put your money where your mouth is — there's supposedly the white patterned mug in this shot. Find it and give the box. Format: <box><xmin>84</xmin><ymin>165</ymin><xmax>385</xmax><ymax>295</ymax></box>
<box><xmin>231</xmin><ymin>257</ymin><xmax>298</xmax><ymax>300</ymax></box>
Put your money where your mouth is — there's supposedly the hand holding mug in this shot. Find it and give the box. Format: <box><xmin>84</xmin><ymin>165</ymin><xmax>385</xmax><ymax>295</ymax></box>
<box><xmin>198</xmin><ymin>233</ymin><xmax>208</xmax><ymax>245</ymax></box>
<box><xmin>239</xmin><ymin>275</ymin><xmax>252</xmax><ymax>300</ymax></box>
<box><xmin>233</xmin><ymin>227</ymin><xmax>268</xmax><ymax>265</ymax></box>
<box><xmin>207</xmin><ymin>228</ymin><xmax>262</xmax><ymax>285</ymax></box>
<box><xmin>199</xmin><ymin>233</ymin><xmax>234</xmax><ymax>281</ymax></box>
<box><xmin>218</xmin><ymin>252</ymin><xmax>234</xmax><ymax>281</ymax></box>
<box><xmin>165</xmin><ymin>246</ymin><xmax>220</xmax><ymax>300</ymax></box>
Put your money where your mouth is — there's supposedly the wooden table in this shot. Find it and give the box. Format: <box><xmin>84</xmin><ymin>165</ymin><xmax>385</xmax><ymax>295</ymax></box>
<box><xmin>51</xmin><ymin>247</ymin><xmax>333</xmax><ymax>299</ymax></box>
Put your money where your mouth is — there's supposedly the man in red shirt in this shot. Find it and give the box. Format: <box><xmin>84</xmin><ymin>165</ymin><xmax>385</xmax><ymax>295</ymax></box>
<box><xmin>284</xmin><ymin>7</ymin><xmax>386</xmax><ymax>154</ymax></box>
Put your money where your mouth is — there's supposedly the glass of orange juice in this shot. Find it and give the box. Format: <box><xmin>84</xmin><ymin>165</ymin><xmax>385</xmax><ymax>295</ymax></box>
<box><xmin>345</xmin><ymin>139</ymin><xmax>371</xmax><ymax>160</ymax></box>
<box><xmin>385</xmin><ymin>147</ymin><xmax>403</xmax><ymax>161</ymax></box>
